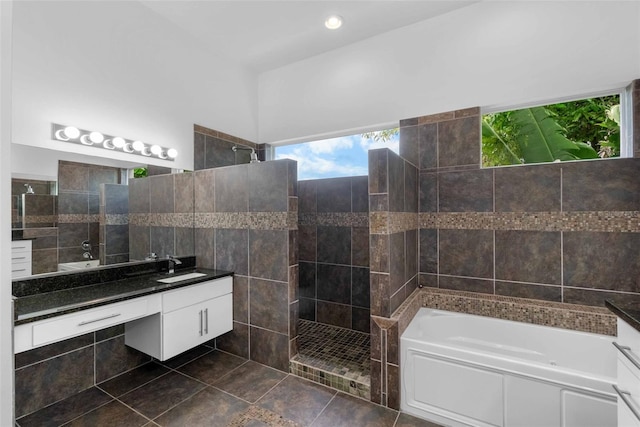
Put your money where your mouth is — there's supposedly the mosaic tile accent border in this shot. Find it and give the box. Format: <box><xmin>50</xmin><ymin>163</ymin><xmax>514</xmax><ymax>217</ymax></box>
<box><xmin>128</xmin><ymin>213</ymin><xmax>194</xmax><ymax>228</ymax></box>
<box><xmin>101</xmin><ymin>214</ymin><xmax>129</xmax><ymax>225</ymax></box>
<box><xmin>228</xmin><ymin>405</ymin><xmax>301</xmax><ymax>427</ymax></box>
<box><xmin>191</xmin><ymin>212</ymin><xmax>297</xmax><ymax>230</ymax></box>
<box><xmin>290</xmin><ymin>360</ymin><xmax>370</xmax><ymax>400</ymax></box>
<box><xmin>389</xmin><ymin>287</ymin><xmax>616</xmax><ymax>336</ymax></box>
<box><xmin>298</xmin><ymin>212</ymin><xmax>369</xmax><ymax>227</ymax></box>
<box><xmin>420</xmin><ymin>211</ymin><xmax>640</xmax><ymax>233</ymax></box>
<box><xmin>57</xmin><ymin>214</ymin><xmax>99</xmax><ymax>224</ymax></box>
<box><xmin>22</xmin><ymin>215</ymin><xmax>58</xmax><ymax>224</ymax></box>
<box><xmin>370</xmin><ymin>212</ymin><xmax>419</xmax><ymax>235</ymax></box>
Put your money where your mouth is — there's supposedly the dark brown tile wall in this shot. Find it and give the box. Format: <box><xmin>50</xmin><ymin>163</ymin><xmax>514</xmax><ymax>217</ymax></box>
<box><xmin>58</xmin><ymin>161</ymin><xmax>121</xmax><ymax>264</ymax></box>
<box><xmin>194</xmin><ymin>159</ymin><xmax>298</xmax><ymax>373</ymax></box>
<box><xmin>14</xmin><ymin>325</ymin><xmax>151</xmax><ymax>420</ymax></box>
<box><xmin>409</xmin><ymin>105</ymin><xmax>640</xmax><ymax>308</ymax></box>
<box><xmin>368</xmin><ymin>144</ymin><xmax>419</xmax><ymax>407</ymax></box>
<box><xmin>127</xmin><ymin>172</ymin><xmax>195</xmax><ymax>261</ymax></box>
<box><xmin>100</xmin><ymin>184</ymin><xmax>129</xmax><ymax>265</ymax></box>
<box><xmin>298</xmin><ymin>176</ymin><xmax>371</xmax><ymax>332</ymax></box>
<box><xmin>193</xmin><ymin>124</ymin><xmax>264</xmax><ymax>170</ymax></box>
<box><xmin>373</xmin><ymin>94</ymin><xmax>639</xmax><ymax>410</ymax></box>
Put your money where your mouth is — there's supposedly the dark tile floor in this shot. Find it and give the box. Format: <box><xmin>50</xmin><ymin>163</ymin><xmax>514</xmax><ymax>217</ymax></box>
<box><xmin>16</xmin><ymin>346</ymin><xmax>442</xmax><ymax>427</ymax></box>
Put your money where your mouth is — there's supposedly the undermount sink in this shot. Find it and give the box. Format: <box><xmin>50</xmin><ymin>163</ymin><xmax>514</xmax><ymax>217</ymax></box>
<box><xmin>157</xmin><ymin>272</ymin><xmax>207</xmax><ymax>284</ymax></box>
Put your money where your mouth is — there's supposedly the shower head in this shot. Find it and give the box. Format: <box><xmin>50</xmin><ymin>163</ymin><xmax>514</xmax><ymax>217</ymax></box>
<box><xmin>232</xmin><ymin>145</ymin><xmax>261</xmax><ymax>163</ymax></box>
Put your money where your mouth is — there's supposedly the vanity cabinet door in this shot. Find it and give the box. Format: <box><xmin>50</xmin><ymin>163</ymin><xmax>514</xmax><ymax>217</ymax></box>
<box><xmin>162</xmin><ymin>293</ymin><xmax>232</xmax><ymax>360</ymax></box>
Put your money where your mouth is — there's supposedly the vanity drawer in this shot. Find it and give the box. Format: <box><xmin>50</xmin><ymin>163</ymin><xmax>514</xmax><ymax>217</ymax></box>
<box><xmin>11</xmin><ymin>263</ymin><xmax>32</xmax><ymax>278</ymax></box>
<box><xmin>162</xmin><ymin>276</ymin><xmax>232</xmax><ymax>313</ymax></box>
<box><xmin>14</xmin><ymin>295</ymin><xmax>161</xmax><ymax>353</ymax></box>
<box><xmin>11</xmin><ymin>240</ymin><xmax>32</xmax><ymax>254</ymax></box>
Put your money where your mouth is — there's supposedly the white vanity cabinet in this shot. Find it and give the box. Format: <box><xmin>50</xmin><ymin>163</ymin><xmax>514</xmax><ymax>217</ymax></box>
<box><xmin>615</xmin><ymin>318</ymin><xmax>640</xmax><ymax>427</ymax></box>
<box><xmin>11</xmin><ymin>240</ymin><xmax>32</xmax><ymax>278</ymax></box>
<box><xmin>125</xmin><ymin>276</ymin><xmax>232</xmax><ymax>361</ymax></box>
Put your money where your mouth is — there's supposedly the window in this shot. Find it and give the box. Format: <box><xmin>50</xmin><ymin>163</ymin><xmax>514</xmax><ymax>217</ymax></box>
<box><xmin>482</xmin><ymin>94</ymin><xmax>623</xmax><ymax>167</ymax></box>
<box><xmin>275</xmin><ymin>129</ymin><xmax>399</xmax><ymax>180</ymax></box>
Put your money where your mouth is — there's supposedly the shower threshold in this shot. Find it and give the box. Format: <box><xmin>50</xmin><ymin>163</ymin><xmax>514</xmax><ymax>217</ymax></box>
<box><xmin>290</xmin><ymin>319</ymin><xmax>370</xmax><ymax>400</ymax></box>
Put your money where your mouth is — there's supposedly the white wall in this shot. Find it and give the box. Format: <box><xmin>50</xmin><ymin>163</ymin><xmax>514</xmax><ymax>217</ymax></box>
<box><xmin>1</xmin><ymin>1</ymin><xmax>13</xmax><ymax>424</ymax></box>
<box><xmin>11</xmin><ymin>1</ymin><xmax>259</xmax><ymax>171</ymax></box>
<box><xmin>259</xmin><ymin>1</ymin><xmax>640</xmax><ymax>145</ymax></box>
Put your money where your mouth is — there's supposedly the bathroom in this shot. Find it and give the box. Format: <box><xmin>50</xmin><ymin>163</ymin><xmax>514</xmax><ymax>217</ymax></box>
<box><xmin>3</xmin><ymin>1</ymin><xmax>640</xmax><ymax>426</ymax></box>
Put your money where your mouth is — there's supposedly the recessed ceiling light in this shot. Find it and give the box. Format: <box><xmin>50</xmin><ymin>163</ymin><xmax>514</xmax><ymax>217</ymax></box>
<box><xmin>325</xmin><ymin>15</ymin><xmax>343</xmax><ymax>30</ymax></box>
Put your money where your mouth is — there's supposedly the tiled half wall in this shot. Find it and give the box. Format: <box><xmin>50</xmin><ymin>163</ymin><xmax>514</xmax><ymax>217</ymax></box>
<box><xmin>193</xmin><ymin>160</ymin><xmax>299</xmax><ymax>372</ymax></box>
<box><xmin>298</xmin><ymin>176</ymin><xmax>370</xmax><ymax>332</ymax></box>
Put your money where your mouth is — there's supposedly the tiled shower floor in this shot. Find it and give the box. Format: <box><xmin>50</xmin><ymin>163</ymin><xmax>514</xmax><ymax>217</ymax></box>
<box><xmin>290</xmin><ymin>320</ymin><xmax>371</xmax><ymax>399</ymax></box>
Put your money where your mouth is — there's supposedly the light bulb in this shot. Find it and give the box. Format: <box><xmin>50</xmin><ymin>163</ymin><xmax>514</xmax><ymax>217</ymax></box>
<box><xmin>112</xmin><ymin>136</ymin><xmax>126</xmax><ymax>148</ymax></box>
<box><xmin>167</xmin><ymin>148</ymin><xmax>178</xmax><ymax>158</ymax></box>
<box><xmin>132</xmin><ymin>140</ymin><xmax>145</xmax><ymax>152</ymax></box>
<box><xmin>89</xmin><ymin>132</ymin><xmax>104</xmax><ymax>144</ymax></box>
<box><xmin>141</xmin><ymin>146</ymin><xmax>151</xmax><ymax>156</ymax></box>
<box><xmin>63</xmin><ymin>126</ymin><xmax>80</xmax><ymax>139</ymax></box>
<box><xmin>150</xmin><ymin>145</ymin><xmax>162</xmax><ymax>155</ymax></box>
<box><xmin>324</xmin><ymin>15</ymin><xmax>342</xmax><ymax>30</ymax></box>
<box><xmin>80</xmin><ymin>135</ymin><xmax>94</xmax><ymax>145</ymax></box>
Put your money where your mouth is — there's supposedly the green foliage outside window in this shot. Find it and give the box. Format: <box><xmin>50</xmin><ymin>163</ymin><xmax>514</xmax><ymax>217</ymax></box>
<box><xmin>133</xmin><ymin>167</ymin><xmax>147</xmax><ymax>178</ymax></box>
<box><xmin>482</xmin><ymin>95</ymin><xmax>620</xmax><ymax>167</ymax></box>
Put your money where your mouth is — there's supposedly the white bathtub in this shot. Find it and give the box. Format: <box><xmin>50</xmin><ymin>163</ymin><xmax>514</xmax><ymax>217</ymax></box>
<box><xmin>401</xmin><ymin>308</ymin><xmax>617</xmax><ymax>427</ymax></box>
<box><xmin>58</xmin><ymin>260</ymin><xmax>100</xmax><ymax>271</ymax></box>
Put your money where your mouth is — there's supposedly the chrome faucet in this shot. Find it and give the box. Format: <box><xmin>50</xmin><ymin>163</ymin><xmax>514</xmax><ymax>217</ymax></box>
<box><xmin>145</xmin><ymin>252</ymin><xmax>158</xmax><ymax>261</ymax></box>
<box><xmin>166</xmin><ymin>255</ymin><xmax>182</xmax><ymax>274</ymax></box>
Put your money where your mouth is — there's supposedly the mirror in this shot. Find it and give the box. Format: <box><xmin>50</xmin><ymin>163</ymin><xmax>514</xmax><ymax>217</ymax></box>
<box><xmin>11</xmin><ymin>148</ymin><xmax>195</xmax><ymax>278</ymax></box>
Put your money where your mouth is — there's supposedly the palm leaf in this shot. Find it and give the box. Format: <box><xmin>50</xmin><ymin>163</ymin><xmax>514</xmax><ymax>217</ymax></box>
<box><xmin>511</xmin><ymin>107</ymin><xmax>597</xmax><ymax>163</ymax></box>
<box><xmin>481</xmin><ymin>120</ymin><xmax>522</xmax><ymax>165</ymax></box>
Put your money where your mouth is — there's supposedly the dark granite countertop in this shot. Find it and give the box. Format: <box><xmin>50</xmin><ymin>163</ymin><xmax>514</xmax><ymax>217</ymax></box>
<box><xmin>13</xmin><ymin>259</ymin><xmax>232</xmax><ymax>325</ymax></box>
<box><xmin>606</xmin><ymin>299</ymin><xmax>640</xmax><ymax>333</ymax></box>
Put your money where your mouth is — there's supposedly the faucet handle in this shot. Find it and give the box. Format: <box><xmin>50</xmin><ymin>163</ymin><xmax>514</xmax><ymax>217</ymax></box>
<box><xmin>145</xmin><ymin>252</ymin><xmax>158</xmax><ymax>261</ymax></box>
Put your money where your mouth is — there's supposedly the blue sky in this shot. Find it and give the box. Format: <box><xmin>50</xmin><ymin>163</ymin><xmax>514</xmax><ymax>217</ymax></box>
<box><xmin>275</xmin><ymin>132</ymin><xmax>399</xmax><ymax>180</ymax></box>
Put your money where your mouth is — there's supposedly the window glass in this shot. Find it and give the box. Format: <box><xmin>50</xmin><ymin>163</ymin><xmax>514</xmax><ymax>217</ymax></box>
<box><xmin>482</xmin><ymin>95</ymin><xmax>621</xmax><ymax>167</ymax></box>
<box><xmin>276</xmin><ymin>129</ymin><xmax>399</xmax><ymax>180</ymax></box>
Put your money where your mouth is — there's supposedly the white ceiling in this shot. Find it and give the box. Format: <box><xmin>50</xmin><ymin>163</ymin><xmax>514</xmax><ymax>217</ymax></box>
<box><xmin>140</xmin><ymin>1</ymin><xmax>477</xmax><ymax>72</ymax></box>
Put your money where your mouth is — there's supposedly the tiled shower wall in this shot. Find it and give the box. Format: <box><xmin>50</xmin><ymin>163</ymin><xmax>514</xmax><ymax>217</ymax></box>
<box><xmin>298</xmin><ymin>176</ymin><xmax>370</xmax><ymax>332</ymax></box>
<box><xmin>128</xmin><ymin>172</ymin><xmax>195</xmax><ymax>261</ymax></box>
<box><xmin>57</xmin><ymin>161</ymin><xmax>121</xmax><ymax>263</ymax></box>
<box><xmin>193</xmin><ymin>159</ymin><xmax>299</xmax><ymax>372</ymax></box>
<box><xmin>100</xmin><ymin>184</ymin><xmax>129</xmax><ymax>265</ymax></box>
<box><xmin>368</xmin><ymin>147</ymin><xmax>419</xmax><ymax>406</ymax></box>
<box><xmin>411</xmin><ymin>105</ymin><xmax>640</xmax><ymax>307</ymax></box>
<box><xmin>194</xmin><ymin>124</ymin><xmax>266</xmax><ymax>169</ymax></box>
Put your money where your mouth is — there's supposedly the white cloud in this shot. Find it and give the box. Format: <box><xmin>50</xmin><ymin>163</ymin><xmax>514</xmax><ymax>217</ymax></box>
<box><xmin>276</xmin><ymin>146</ymin><xmax>367</xmax><ymax>180</ymax></box>
<box><xmin>306</xmin><ymin>136</ymin><xmax>354</xmax><ymax>154</ymax></box>
<box><xmin>276</xmin><ymin>132</ymin><xmax>400</xmax><ymax>180</ymax></box>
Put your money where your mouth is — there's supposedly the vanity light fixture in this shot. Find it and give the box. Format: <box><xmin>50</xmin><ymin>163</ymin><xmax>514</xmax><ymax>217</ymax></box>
<box><xmin>51</xmin><ymin>123</ymin><xmax>177</xmax><ymax>161</ymax></box>
<box><xmin>324</xmin><ymin>15</ymin><xmax>343</xmax><ymax>30</ymax></box>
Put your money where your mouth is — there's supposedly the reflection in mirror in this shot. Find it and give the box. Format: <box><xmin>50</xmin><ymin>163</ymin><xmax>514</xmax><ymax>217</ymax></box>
<box><xmin>11</xmin><ymin>154</ymin><xmax>196</xmax><ymax>278</ymax></box>
<box><xmin>11</xmin><ymin>178</ymin><xmax>57</xmax><ymax>229</ymax></box>
<box><xmin>57</xmin><ymin>160</ymin><xmax>127</xmax><ymax>269</ymax></box>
